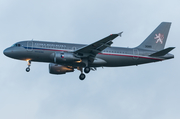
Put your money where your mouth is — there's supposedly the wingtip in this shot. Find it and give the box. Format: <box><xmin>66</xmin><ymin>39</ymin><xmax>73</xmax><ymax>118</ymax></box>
<box><xmin>118</xmin><ymin>32</ymin><xmax>123</xmax><ymax>37</ymax></box>
<box><xmin>110</xmin><ymin>32</ymin><xmax>123</xmax><ymax>37</ymax></box>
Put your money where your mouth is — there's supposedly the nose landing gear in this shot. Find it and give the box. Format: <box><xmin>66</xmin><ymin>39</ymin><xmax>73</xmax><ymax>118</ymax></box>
<box><xmin>26</xmin><ymin>60</ymin><xmax>31</xmax><ymax>72</ymax></box>
<box><xmin>26</xmin><ymin>67</ymin><xmax>30</xmax><ymax>72</ymax></box>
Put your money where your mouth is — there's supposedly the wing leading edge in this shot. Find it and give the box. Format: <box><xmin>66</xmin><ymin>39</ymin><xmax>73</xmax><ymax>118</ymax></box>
<box><xmin>74</xmin><ymin>32</ymin><xmax>123</xmax><ymax>58</ymax></box>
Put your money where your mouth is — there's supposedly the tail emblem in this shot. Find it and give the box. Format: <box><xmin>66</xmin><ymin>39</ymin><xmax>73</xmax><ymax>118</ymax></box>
<box><xmin>154</xmin><ymin>33</ymin><xmax>164</xmax><ymax>44</ymax></box>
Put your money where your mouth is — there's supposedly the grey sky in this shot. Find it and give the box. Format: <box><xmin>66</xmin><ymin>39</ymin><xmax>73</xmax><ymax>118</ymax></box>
<box><xmin>0</xmin><ymin>0</ymin><xmax>179</xmax><ymax>119</ymax></box>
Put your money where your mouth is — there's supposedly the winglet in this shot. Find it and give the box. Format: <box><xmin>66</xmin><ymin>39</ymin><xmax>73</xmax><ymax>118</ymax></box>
<box><xmin>118</xmin><ymin>32</ymin><xmax>123</xmax><ymax>37</ymax></box>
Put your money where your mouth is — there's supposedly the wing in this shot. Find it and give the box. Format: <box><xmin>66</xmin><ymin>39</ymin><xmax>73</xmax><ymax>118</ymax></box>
<box><xmin>74</xmin><ymin>32</ymin><xmax>123</xmax><ymax>58</ymax></box>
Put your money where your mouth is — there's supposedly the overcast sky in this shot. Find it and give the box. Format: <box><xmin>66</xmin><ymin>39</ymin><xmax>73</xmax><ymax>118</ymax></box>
<box><xmin>0</xmin><ymin>0</ymin><xmax>179</xmax><ymax>119</ymax></box>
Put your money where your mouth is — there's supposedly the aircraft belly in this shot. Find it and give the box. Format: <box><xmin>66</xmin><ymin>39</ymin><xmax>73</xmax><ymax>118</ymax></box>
<box><xmin>96</xmin><ymin>54</ymin><xmax>133</xmax><ymax>66</ymax></box>
<box><xmin>96</xmin><ymin>54</ymin><xmax>159</xmax><ymax>67</ymax></box>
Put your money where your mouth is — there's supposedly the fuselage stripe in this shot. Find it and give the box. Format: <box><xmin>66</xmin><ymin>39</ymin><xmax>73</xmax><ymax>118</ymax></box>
<box><xmin>24</xmin><ymin>47</ymin><xmax>163</xmax><ymax>61</ymax></box>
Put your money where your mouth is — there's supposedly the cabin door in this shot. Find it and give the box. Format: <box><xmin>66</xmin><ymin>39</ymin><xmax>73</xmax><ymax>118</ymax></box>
<box><xmin>133</xmin><ymin>49</ymin><xmax>139</xmax><ymax>59</ymax></box>
<box><xmin>27</xmin><ymin>41</ymin><xmax>33</xmax><ymax>51</ymax></box>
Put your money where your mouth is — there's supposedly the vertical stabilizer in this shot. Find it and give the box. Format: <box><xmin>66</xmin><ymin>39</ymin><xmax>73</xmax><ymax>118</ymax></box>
<box><xmin>137</xmin><ymin>22</ymin><xmax>171</xmax><ymax>51</ymax></box>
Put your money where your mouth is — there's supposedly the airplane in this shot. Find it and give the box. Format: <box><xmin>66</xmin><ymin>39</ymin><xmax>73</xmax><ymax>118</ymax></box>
<box><xmin>3</xmin><ymin>22</ymin><xmax>175</xmax><ymax>80</ymax></box>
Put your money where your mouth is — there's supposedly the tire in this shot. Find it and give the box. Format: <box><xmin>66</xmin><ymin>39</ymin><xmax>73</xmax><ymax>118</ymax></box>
<box><xmin>79</xmin><ymin>73</ymin><xmax>86</xmax><ymax>80</ymax></box>
<box><xmin>84</xmin><ymin>67</ymin><xmax>90</xmax><ymax>74</ymax></box>
<box><xmin>26</xmin><ymin>67</ymin><xmax>30</xmax><ymax>72</ymax></box>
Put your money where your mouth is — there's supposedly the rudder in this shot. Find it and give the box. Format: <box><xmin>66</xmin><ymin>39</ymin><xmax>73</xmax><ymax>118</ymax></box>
<box><xmin>137</xmin><ymin>22</ymin><xmax>171</xmax><ymax>51</ymax></box>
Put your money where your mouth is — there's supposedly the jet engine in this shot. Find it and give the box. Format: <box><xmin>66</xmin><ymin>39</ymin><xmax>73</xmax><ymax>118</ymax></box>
<box><xmin>53</xmin><ymin>52</ymin><xmax>80</xmax><ymax>63</ymax></box>
<box><xmin>49</xmin><ymin>63</ymin><xmax>74</xmax><ymax>74</ymax></box>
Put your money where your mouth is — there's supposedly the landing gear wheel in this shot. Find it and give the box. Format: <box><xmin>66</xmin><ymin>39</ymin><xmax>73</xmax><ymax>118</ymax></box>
<box><xmin>26</xmin><ymin>60</ymin><xmax>31</xmax><ymax>72</ymax></box>
<box><xmin>84</xmin><ymin>67</ymin><xmax>90</xmax><ymax>74</ymax></box>
<box><xmin>26</xmin><ymin>67</ymin><xmax>30</xmax><ymax>72</ymax></box>
<box><xmin>79</xmin><ymin>73</ymin><xmax>86</xmax><ymax>80</ymax></box>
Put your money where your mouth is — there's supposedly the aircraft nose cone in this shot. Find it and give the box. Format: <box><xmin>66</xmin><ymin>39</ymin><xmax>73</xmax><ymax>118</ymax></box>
<box><xmin>3</xmin><ymin>48</ymin><xmax>11</xmax><ymax>57</ymax></box>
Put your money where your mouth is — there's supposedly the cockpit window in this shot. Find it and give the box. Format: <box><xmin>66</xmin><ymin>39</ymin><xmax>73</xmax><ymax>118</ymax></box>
<box><xmin>12</xmin><ymin>43</ymin><xmax>21</xmax><ymax>47</ymax></box>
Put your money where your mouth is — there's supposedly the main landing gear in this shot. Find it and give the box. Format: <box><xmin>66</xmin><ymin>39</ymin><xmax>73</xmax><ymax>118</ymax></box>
<box><xmin>84</xmin><ymin>67</ymin><xmax>90</xmax><ymax>73</ymax></box>
<box><xmin>79</xmin><ymin>73</ymin><xmax>86</xmax><ymax>80</ymax></box>
<box><xmin>78</xmin><ymin>67</ymin><xmax>90</xmax><ymax>80</ymax></box>
<box><xmin>26</xmin><ymin>60</ymin><xmax>31</xmax><ymax>72</ymax></box>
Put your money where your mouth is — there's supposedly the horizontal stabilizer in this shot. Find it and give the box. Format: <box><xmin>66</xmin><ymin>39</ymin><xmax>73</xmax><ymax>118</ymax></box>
<box><xmin>149</xmin><ymin>47</ymin><xmax>175</xmax><ymax>57</ymax></box>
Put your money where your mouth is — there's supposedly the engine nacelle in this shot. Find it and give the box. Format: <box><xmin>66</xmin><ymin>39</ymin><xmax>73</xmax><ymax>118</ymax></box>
<box><xmin>54</xmin><ymin>52</ymin><xmax>80</xmax><ymax>63</ymax></box>
<box><xmin>49</xmin><ymin>63</ymin><xmax>74</xmax><ymax>74</ymax></box>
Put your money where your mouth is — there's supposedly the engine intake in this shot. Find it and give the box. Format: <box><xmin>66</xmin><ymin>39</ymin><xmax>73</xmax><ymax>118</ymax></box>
<box><xmin>49</xmin><ymin>63</ymin><xmax>74</xmax><ymax>74</ymax></box>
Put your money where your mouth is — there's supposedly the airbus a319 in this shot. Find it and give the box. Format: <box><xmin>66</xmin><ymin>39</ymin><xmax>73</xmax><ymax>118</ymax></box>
<box><xmin>3</xmin><ymin>22</ymin><xmax>175</xmax><ymax>80</ymax></box>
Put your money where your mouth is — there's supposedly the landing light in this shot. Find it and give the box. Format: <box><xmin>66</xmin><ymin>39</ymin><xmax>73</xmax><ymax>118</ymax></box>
<box><xmin>26</xmin><ymin>59</ymin><xmax>31</xmax><ymax>62</ymax></box>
